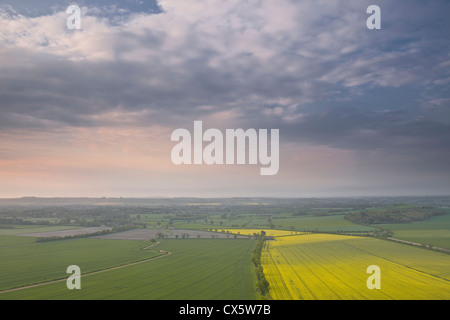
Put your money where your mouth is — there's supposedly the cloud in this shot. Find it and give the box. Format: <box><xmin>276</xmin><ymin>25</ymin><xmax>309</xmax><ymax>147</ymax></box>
<box><xmin>1</xmin><ymin>0</ymin><xmax>450</xmax><ymax>196</ymax></box>
<box><xmin>1</xmin><ymin>0</ymin><xmax>448</xmax><ymax>128</ymax></box>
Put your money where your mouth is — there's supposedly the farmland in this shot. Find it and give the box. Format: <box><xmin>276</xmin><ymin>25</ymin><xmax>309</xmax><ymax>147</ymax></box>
<box><xmin>0</xmin><ymin>196</ymin><xmax>449</xmax><ymax>300</ymax></box>
<box><xmin>222</xmin><ymin>229</ymin><xmax>303</xmax><ymax>237</ymax></box>
<box><xmin>0</xmin><ymin>238</ymin><xmax>162</xmax><ymax>292</ymax></box>
<box><xmin>375</xmin><ymin>213</ymin><xmax>450</xmax><ymax>250</ymax></box>
<box><xmin>0</xmin><ymin>225</ymin><xmax>86</xmax><ymax>247</ymax></box>
<box><xmin>262</xmin><ymin>234</ymin><xmax>450</xmax><ymax>300</ymax></box>
<box><xmin>18</xmin><ymin>226</ymin><xmax>112</xmax><ymax>238</ymax></box>
<box><xmin>0</xmin><ymin>238</ymin><xmax>256</xmax><ymax>300</ymax></box>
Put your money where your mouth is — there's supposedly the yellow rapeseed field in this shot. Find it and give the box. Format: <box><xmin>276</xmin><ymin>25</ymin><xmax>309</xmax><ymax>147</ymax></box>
<box><xmin>221</xmin><ymin>228</ymin><xmax>304</xmax><ymax>237</ymax></box>
<box><xmin>261</xmin><ymin>233</ymin><xmax>450</xmax><ymax>300</ymax></box>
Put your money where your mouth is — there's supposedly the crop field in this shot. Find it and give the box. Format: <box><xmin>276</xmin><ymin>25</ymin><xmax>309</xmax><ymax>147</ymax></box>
<box><xmin>0</xmin><ymin>225</ymin><xmax>86</xmax><ymax>246</ymax></box>
<box><xmin>17</xmin><ymin>226</ymin><xmax>112</xmax><ymax>238</ymax></box>
<box><xmin>222</xmin><ymin>228</ymin><xmax>304</xmax><ymax>237</ymax></box>
<box><xmin>0</xmin><ymin>238</ymin><xmax>162</xmax><ymax>292</ymax></box>
<box><xmin>262</xmin><ymin>234</ymin><xmax>450</xmax><ymax>300</ymax></box>
<box><xmin>0</xmin><ymin>238</ymin><xmax>256</xmax><ymax>300</ymax></box>
<box><xmin>271</xmin><ymin>215</ymin><xmax>376</xmax><ymax>232</ymax></box>
<box><xmin>375</xmin><ymin>214</ymin><xmax>450</xmax><ymax>249</ymax></box>
<box><xmin>0</xmin><ymin>225</ymin><xmax>82</xmax><ymax>237</ymax></box>
<box><xmin>0</xmin><ymin>235</ymin><xmax>36</xmax><ymax>247</ymax></box>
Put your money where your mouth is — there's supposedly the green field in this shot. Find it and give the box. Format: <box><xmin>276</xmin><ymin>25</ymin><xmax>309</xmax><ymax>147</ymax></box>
<box><xmin>0</xmin><ymin>225</ymin><xmax>80</xmax><ymax>236</ymax></box>
<box><xmin>270</xmin><ymin>214</ymin><xmax>375</xmax><ymax>232</ymax></box>
<box><xmin>375</xmin><ymin>214</ymin><xmax>450</xmax><ymax>249</ymax></box>
<box><xmin>0</xmin><ymin>235</ymin><xmax>37</xmax><ymax>247</ymax></box>
<box><xmin>161</xmin><ymin>214</ymin><xmax>376</xmax><ymax>233</ymax></box>
<box><xmin>0</xmin><ymin>238</ymin><xmax>256</xmax><ymax>300</ymax></box>
<box><xmin>0</xmin><ymin>225</ymin><xmax>84</xmax><ymax>247</ymax></box>
<box><xmin>0</xmin><ymin>238</ymin><xmax>161</xmax><ymax>291</ymax></box>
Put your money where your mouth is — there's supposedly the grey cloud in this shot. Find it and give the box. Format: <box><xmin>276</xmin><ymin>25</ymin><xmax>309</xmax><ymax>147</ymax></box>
<box><xmin>1</xmin><ymin>0</ymin><xmax>449</xmax><ymax>146</ymax></box>
<box><xmin>0</xmin><ymin>0</ymin><xmax>161</xmax><ymax>18</ymax></box>
<box><xmin>271</xmin><ymin>106</ymin><xmax>450</xmax><ymax>152</ymax></box>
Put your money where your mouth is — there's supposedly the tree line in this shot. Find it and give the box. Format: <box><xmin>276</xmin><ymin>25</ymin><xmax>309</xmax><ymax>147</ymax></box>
<box><xmin>251</xmin><ymin>231</ymin><xmax>271</xmax><ymax>299</ymax></box>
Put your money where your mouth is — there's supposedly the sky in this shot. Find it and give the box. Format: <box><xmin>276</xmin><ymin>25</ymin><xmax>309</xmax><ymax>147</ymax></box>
<box><xmin>0</xmin><ymin>0</ymin><xmax>449</xmax><ymax>198</ymax></box>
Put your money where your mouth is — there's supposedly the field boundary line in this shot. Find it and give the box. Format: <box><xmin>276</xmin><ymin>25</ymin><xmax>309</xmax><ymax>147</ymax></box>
<box><xmin>0</xmin><ymin>245</ymin><xmax>171</xmax><ymax>295</ymax></box>
<box><xmin>342</xmin><ymin>241</ymin><xmax>450</xmax><ymax>283</ymax></box>
<box><xmin>386</xmin><ymin>237</ymin><xmax>450</xmax><ymax>254</ymax></box>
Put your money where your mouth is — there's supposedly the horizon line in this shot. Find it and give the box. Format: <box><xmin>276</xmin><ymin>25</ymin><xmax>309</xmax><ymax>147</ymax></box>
<box><xmin>0</xmin><ymin>194</ymin><xmax>449</xmax><ymax>200</ymax></box>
